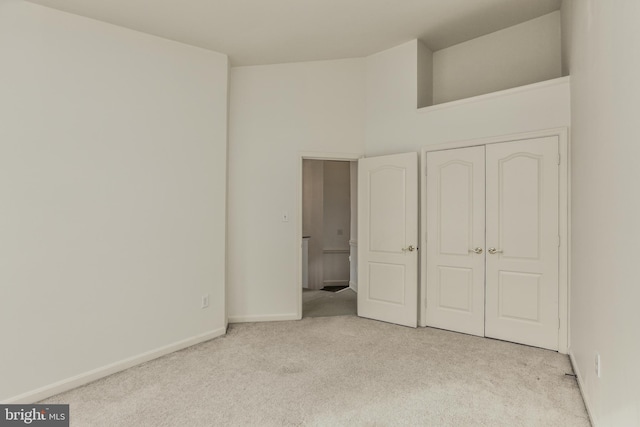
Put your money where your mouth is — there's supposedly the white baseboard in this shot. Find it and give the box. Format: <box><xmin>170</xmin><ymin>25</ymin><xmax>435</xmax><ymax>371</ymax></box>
<box><xmin>349</xmin><ymin>280</ymin><xmax>358</xmax><ymax>292</ymax></box>
<box><xmin>3</xmin><ymin>327</ymin><xmax>226</xmax><ymax>404</ymax></box>
<box><xmin>569</xmin><ymin>350</ymin><xmax>597</xmax><ymax>426</ymax></box>
<box><xmin>228</xmin><ymin>313</ymin><xmax>299</xmax><ymax>323</ymax></box>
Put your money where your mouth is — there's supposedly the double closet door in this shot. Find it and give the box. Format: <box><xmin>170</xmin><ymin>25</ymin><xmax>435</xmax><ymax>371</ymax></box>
<box><xmin>425</xmin><ymin>137</ymin><xmax>559</xmax><ymax>350</ymax></box>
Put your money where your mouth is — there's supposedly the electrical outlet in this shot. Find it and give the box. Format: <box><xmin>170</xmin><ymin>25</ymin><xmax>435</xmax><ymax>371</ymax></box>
<box><xmin>595</xmin><ymin>353</ymin><xmax>601</xmax><ymax>378</ymax></box>
<box><xmin>201</xmin><ymin>294</ymin><xmax>209</xmax><ymax>309</ymax></box>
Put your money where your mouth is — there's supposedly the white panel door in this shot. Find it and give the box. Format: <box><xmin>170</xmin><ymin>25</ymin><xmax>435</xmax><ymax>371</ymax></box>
<box><xmin>358</xmin><ymin>152</ymin><xmax>418</xmax><ymax>327</ymax></box>
<box><xmin>425</xmin><ymin>146</ymin><xmax>485</xmax><ymax>336</ymax></box>
<box><xmin>485</xmin><ymin>137</ymin><xmax>559</xmax><ymax>350</ymax></box>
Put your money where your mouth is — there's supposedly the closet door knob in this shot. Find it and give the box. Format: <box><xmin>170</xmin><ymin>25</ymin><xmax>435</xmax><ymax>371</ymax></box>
<box><xmin>469</xmin><ymin>247</ymin><xmax>483</xmax><ymax>254</ymax></box>
<box><xmin>402</xmin><ymin>245</ymin><xmax>416</xmax><ymax>252</ymax></box>
<box><xmin>488</xmin><ymin>248</ymin><xmax>503</xmax><ymax>255</ymax></box>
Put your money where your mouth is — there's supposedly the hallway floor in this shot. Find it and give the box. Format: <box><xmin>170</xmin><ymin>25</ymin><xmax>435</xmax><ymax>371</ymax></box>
<box><xmin>302</xmin><ymin>288</ymin><xmax>356</xmax><ymax>318</ymax></box>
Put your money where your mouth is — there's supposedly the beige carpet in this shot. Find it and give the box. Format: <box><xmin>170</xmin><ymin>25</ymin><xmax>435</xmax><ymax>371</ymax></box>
<box><xmin>302</xmin><ymin>288</ymin><xmax>357</xmax><ymax>317</ymax></box>
<box><xmin>42</xmin><ymin>316</ymin><xmax>590</xmax><ymax>426</ymax></box>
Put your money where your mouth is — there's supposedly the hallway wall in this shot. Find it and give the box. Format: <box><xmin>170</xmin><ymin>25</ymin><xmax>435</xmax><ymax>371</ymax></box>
<box><xmin>322</xmin><ymin>161</ymin><xmax>351</xmax><ymax>286</ymax></box>
<box><xmin>302</xmin><ymin>160</ymin><xmax>324</xmax><ymax>289</ymax></box>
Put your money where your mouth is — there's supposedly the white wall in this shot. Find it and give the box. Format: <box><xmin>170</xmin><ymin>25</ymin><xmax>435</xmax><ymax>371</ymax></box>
<box><xmin>228</xmin><ymin>38</ymin><xmax>569</xmax><ymax>322</ymax></box>
<box><xmin>365</xmin><ymin>40</ymin><xmax>571</xmax><ymax>157</ymax></box>
<box><xmin>564</xmin><ymin>1</ymin><xmax>640</xmax><ymax>425</ymax></box>
<box><xmin>432</xmin><ymin>11</ymin><xmax>562</xmax><ymax>104</ymax></box>
<box><xmin>227</xmin><ymin>59</ymin><xmax>365</xmax><ymax>321</ymax></box>
<box><xmin>0</xmin><ymin>0</ymin><xmax>228</xmax><ymax>402</ymax></box>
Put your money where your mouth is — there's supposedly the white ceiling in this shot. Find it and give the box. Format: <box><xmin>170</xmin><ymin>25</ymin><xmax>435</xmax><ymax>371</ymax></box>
<box><xmin>26</xmin><ymin>0</ymin><xmax>561</xmax><ymax>66</ymax></box>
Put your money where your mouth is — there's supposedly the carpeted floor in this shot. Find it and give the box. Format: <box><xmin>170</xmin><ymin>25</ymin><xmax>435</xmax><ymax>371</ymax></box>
<box><xmin>302</xmin><ymin>288</ymin><xmax>357</xmax><ymax>318</ymax></box>
<box><xmin>41</xmin><ymin>316</ymin><xmax>590</xmax><ymax>426</ymax></box>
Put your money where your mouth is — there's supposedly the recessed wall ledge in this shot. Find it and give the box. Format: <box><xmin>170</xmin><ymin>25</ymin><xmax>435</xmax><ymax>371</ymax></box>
<box><xmin>418</xmin><ymin>76</ymin><xmax>570</xmax><ymax>114</ymax></box>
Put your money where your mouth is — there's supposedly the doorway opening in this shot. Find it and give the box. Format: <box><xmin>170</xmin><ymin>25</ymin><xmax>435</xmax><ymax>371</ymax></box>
<box><xmin>300</xmin><ymin>158</ymin><xmax>358</xmax><ymax>318</ymax></box>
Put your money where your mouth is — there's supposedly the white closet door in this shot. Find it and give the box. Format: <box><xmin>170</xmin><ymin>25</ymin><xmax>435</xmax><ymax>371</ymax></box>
<box><xmin>358</xmin><ymin>152</ymin><xmax>418</xmax><ymax>328</ymax></box>
<box><xmin>425</xmin><ymin>146</ymin><xmax>485</xmax><ymax>336</ymax></box>
<box><xmin>485</xmin><ymin>137</ymin><xmax>559</xmax><ymax>350</ymax></box>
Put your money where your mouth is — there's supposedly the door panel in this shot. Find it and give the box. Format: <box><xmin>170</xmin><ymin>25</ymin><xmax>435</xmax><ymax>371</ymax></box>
<box><xmin>437</xmin><ymin>266</ymin><xmax>473</xmax><ymax>311</ymax></box>
<box><xmin>425</xmin><ymin>146</ymin><xmax>485</xmax><ymax>336</ymax></box>
<box><xmin>499</xmin><ymin>154</ymin><xmax>541</xmax><ymax>259</ymax></box>
<box><xmin>358</xmin><ymin>153</ymin><xmax>418</xmax><ymax>327</ymax></box>
<box><xmin>485</xmin><ymin>137</ymin><xmax>559</xmax><ymax>350</ymax></box>
<box><xmin>369</xmin><ymin>166</ymin><xmax>406</xmax><ymax>253</ymax></box>
<box><xmin>369</xmin><ymin>263</ymin><xmax>405</xmax><ymax>304</ymax></box>
<box><xmin>498</xmin><ymin>272</ymin><xmax>542</xmax><ymax>321</ymax></box>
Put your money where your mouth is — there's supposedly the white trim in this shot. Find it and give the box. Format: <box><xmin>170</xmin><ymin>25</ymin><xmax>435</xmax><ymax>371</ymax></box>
<box><xmin>417</xmin><ymin>77</ymin><xmax>570</xmax><ymax>114</ymax></box>
<box><xmin>349</xmin><ymin>280</ymin><xmax>358</xmax><ymax>292</ymax></box>
<box><xmin>422</xmin><ymin>127</ymin><xmax>569</xmax><ymax>153</ymax></box>
<box><xmin>569</xmin><ymin>350</ymin><xmax>597</xmax><ymax>426</ymax></box>
<box><xmin>228</xmin><ymin>313</ymin><xmax>299</xmax><ymax>323</ymax></box>
<box><xmin>3</xmin><ymin>327</ymin><xmax>226</xmax><ymax>404</ymax></box>
<box><xmin>299</xmin><ymin>151</ymin><xmax>363</xmax><ymax>161</ymax></box>
<box><xmin>297</xmin><ymin>152</ymin><xmax>362</xmax><ymax>321</ymax></box>
<box><xmin>558</xmin><ymin>129</ymin><xmax>570</xmax><ymax>354</ymax></box>
<box><xmin>420</xmin><ymin>128</ymin><xmax>570</xmax><ymax>353</ymax></box>
<box><xmin>419</xmin><ymin>147</ymin><xmax>425</xmax><ymax>327</ymax></box>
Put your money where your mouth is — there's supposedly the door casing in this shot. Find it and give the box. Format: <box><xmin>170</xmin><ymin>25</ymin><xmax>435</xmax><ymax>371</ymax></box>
<box><xmin>297</xmin><ymin>152</ymin><xmax>362</xmax><ymax>320</ymax></box>
<box><xmin>420</xmin><ymin>128</ymin><xmax>570</xmax><ymax>354</ymax></box>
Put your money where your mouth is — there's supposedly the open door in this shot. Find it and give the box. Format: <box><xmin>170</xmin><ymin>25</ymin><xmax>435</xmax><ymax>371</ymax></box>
<box><xmin>357</xmin><ymin>152</ymin><xmax>418</xmax><ymax>327</ymax></box>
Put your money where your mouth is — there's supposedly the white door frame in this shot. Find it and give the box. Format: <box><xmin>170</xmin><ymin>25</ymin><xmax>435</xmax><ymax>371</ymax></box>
<box><xmin>296</xmin><ymin>152</ymin><xmax>362</xmax><ymax>320</ymax></box>
<box><xmin>420</xmin><ymin>128</ymin><xmax>570</xmax><ymax>354</ymax></box>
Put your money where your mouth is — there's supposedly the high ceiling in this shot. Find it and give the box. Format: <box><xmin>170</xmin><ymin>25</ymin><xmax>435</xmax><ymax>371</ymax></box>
<box><xmin>26</xmin><ymin>0</ymin><xmax>561</xmax><ymax>66</ymax></box>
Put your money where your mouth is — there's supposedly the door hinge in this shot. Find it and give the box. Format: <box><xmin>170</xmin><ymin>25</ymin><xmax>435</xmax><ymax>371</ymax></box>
<box><xmin>558</xmin><ymin>318</ymin><xmax>561</xmax><ymax>330</ymax></box>
<box><xmin>557</xmin><ymin>153</ymin><xmax>561</xmax><ymax>165</ymax></box>
<box><xmin>557</xmin><ymin>235</ymin><xmax>561</xmax><ymax>247</ymax></box>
